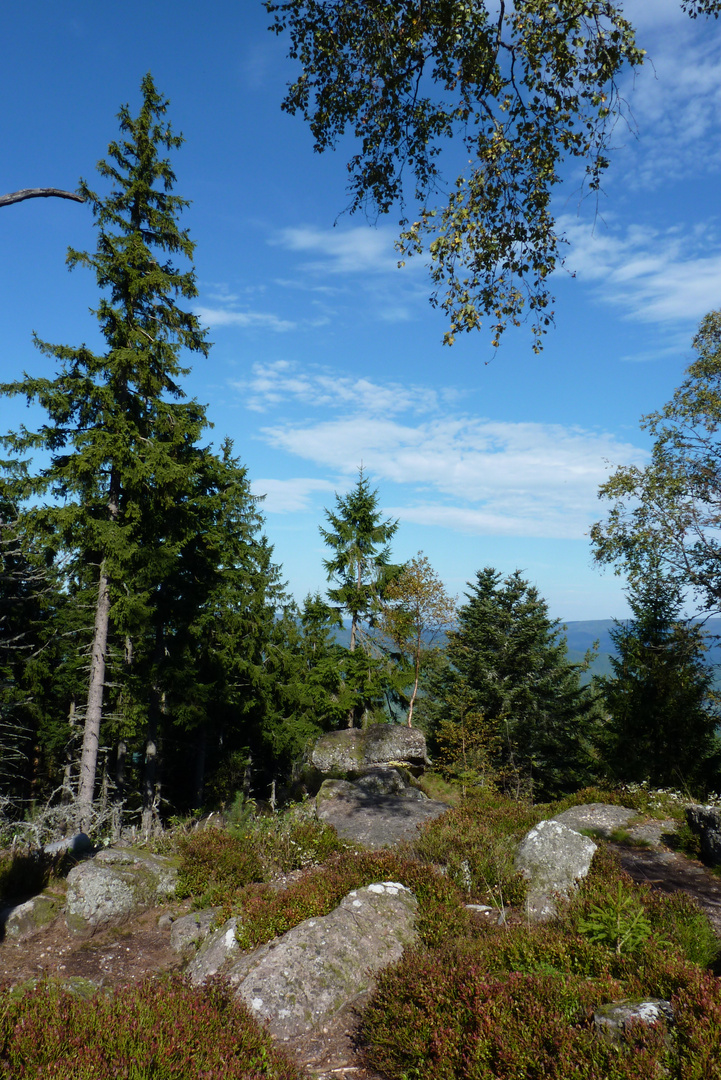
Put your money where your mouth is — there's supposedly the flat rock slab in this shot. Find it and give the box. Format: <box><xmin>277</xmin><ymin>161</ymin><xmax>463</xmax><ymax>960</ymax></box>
<box><xmin>310</xmin><ymin>724</ymin><xmax>429</xmax><ymax>774</ymax></box>
<box><xmin>227</xmin><ymin>882</ymin><xmax>418</xmax><ymax>1041</ymax></box>
<box><xmin>552</xmin><ymin>803</ymin><xmax>637</xmax><ymax>837</ymax></box>
<box><xmin>317</xmin><ymin>787</ymin><xmax>449</xmax><ymax>849</ymax></box>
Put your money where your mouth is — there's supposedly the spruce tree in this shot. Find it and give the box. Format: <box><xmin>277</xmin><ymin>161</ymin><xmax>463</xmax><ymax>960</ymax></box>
<box><xmin>446</xmin><ymin>568</ymin><xmax>602</xmax><ymax>798</ymax></box>
<box><xmin>1</xmin><ymin>75</ymin><xmax>210</xmax><ymax>828</ymax></box>
<box><xmin>319</xmin><ymin>468</ymin><xmax>401</xmax><ymax>726</ymax></box>
<box><xmin>601</xmin><ymin>572</ymin><xmax>720</xmax><ymax>790</ymax></box>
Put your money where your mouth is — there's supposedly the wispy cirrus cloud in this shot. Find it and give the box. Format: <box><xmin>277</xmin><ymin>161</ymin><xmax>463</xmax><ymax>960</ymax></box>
<box><xmin>195</xmin><ymin>305</ymin><xmax>296</xmax><ymax>332</ymax></box>
<box><xmin>251</xmin><ymin>476</ymin><xmax>336</xmax><ymax>514</ymax></box>
<box><xmin>232</xmin><ymin>360</ymin><xmax>458</xmax><ymax>414</ymax></box>
<box><xmin>560</xmin><ymin>216</ymin><xmax>721</xmax><ymax>328</ymax></box>
<box><xmin>271</xmin><ymin>224</ymin><xmax>401</xmax><ymax>275</ymax></box>
<box><xmin>256</xmin><ymin>404</ymin><xmax>646</xmax><ymax>540</ymax></box>
<box><xmin>613</xmin><ymin>5</ymin><xmax>721</xmax><ymax>185</ymax></box>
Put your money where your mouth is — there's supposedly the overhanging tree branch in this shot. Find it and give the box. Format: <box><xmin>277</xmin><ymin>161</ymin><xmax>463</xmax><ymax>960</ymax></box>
<box><xmin>0</xmin><ymin>188</ymin><xmax>85</xmax><ymax>208</ymax></box>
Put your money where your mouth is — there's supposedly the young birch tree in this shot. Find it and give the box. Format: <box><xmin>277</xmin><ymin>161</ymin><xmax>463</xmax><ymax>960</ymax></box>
<box><xmin>380</xmin><ymin>552</ymin><xmax>456</xmax><ymax>727</ymax></box>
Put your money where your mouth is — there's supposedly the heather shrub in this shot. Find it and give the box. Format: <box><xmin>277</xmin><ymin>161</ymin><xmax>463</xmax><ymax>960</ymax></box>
<box><xmin>560</xmin><ymin>845</ymin><xmax>719</xmax><ymax>972</ymax></box>
<box><xmin>673</xmin><ymin>974</ymin><xmax>721</xmax><ymax>1080</ymax></box>
<box><xmin>237</xmin><ymin>804</ymin><xmax>346</xmax><ymax>874</ymax></box>
<box><xmin>403</xmin><ymin>790</ymin><xmax>537</xmax><ymax>905</ymax></box>
<box><xmin>361</xmin><ymin>946</ymin><xmax>665</xmax><ymax>1080</ymax></box>
<box><xmin>0</xmin><ymin>849</ymin><xmax>75</xmax><ymax>904</ymax></box>
<box><xmin>0</xmin><ymin>853</ymin><xmax>49</xmax><ymax>902</ymax></box>
<box><xmin>0</xmin><ymin>975</ymin><xmax>305</xmax><ymax>1079</ymax></box>
<box><xmin>232</xmin><ymin>850</ymin><xmax>469</xmax><ymax>950</ymax></box>
<box><xmin>176</xmin><ymin>829</ymin><xmax>265</xmax><ymax>907</ymax></box>
<box><xmin>645</xmin><ymin>888</ymin><xmax>719</xmax><ymax>969</ymax></box>
<box><xmin>471</xmin><ymin>923</ymin><xmax>614</xmax><ymax>980</ymax></box>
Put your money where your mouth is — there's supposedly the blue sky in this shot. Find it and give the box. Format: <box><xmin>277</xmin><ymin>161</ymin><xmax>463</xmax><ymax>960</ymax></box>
<box><xmin>1</xmin><ymin>1</ymin><xmax>720</xmax><ymax>620</ymax></box>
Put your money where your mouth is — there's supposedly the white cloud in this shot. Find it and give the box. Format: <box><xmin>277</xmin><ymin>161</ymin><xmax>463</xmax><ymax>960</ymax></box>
<box><xmin>614</xmin><ymin>9</ymin><xmax>721</xmax><ymax>184</ymax></box>
<box><xmin>258</xmin><ymin>413</ymin><xmax>647</xmax><ymax>540</ymax></box>
<box><xmin>560</xmin><ymin>216</ymin><xmax>721</xmax><ymax>326</ymax></box>
<box><xmin>195</xmin><ymin>305</ymin><xmax>296</xmax><ymax>332</ymax></box>
<box><xmin>251</xmin><ymin>477</ymin><xmax>336</xmax><ymax>514</ymax></box>
<box><xmin>272</xmin><ymin>224</ymin><xmax>402</xmax><ymax>275</ymax></box>
<box><xmin>232</xmin><ymin>360</ymin><xmax>449</xmax><ymax>414</ymax></box>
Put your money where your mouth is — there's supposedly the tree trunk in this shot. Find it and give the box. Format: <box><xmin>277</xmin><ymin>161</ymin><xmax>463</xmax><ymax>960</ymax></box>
<box><xmin>115</xmin><ymin>739</ymin><xmax>127</xmax><ymax>796</ymax></box>
<box><xmin>63</xmin><ymin>699</ymin><xmax>77</xmax><ymax>799</ymax></box>
<box><xmin>141</xmin><ymin>724</ymin><xmax>158</xmax><ymax>836</ymax></box>
<box><xmin>77</xmin><ymin>565</ymin><xmax>111</xmax><ymax>830</ymax></box>
<box><xmin>142</xmin><ymin>622</ymin><xmax>164</xmax><ymax>835</ymax></box>
<box><xmin>193</xmin><ymin>726</ymin><xmax>207</xmax><ymax>810</ymax></box>
<box><xmin>407</xmin><ymin>633</ymin><xmax>423</xmax><ymax>728</ymax></box>
<box><xmin>347</xmin><ymin>612</ymin><xmax>358</xmax><ymax>728</ymax></box>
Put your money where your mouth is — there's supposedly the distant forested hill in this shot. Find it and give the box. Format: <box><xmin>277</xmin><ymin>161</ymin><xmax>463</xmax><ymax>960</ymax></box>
<box><xmin>564</xmin><ymin>619</ymin><xmax>721</xmax><ymax>683</ymax></box>
<box><xmin>333</xmin><ymin>619</ymin><xmax>721</xmax><ymax>685</ymax></box>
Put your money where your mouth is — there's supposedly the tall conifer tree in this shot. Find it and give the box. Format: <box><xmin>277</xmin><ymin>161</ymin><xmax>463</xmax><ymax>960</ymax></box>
<box><xmin>320</xmin><ymin>468</ymin><xmax>401</xmax><ymax>727</ymax></box>
<box><xmin>445</xmin><ymin>568</ymin><xmax>602</xmax><ymax>797</ymax></box>
<box><xmin>601</xmin><ymin>571</ymin><xmax>720</xmax><ymax>789</ymax></box>
<box><xmin>1</xmin><ymin>75</ymin><xmax>210</xmax><ymax>828</ymax></box>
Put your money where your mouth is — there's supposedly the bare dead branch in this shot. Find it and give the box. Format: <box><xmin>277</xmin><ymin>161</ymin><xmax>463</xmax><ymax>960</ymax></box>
<box><xmin>0</xmin><ymin>188</ymin><xmax>85</xmax><ymax>208</ymax></box>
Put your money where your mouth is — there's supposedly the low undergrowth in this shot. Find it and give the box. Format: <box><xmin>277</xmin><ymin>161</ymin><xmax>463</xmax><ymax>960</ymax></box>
<box><xmin>0</xmin><ymin>975</ymin><xmax>305</xmax><ymax>1079</ymax></box>
<box><xmin>175</xmin><ymin>803</ymin><xmax>346</xmax><ymax>908</ymax></box>
<box><xmin>361</xmin><ymin>840</ymin><xmax>721</xmax><ymax>1079</ymax></box>
<box><xmin>8</xmin><ymin>781</ymin><xmax>716</xmax><ymax>1080</ymax></box>
<box><xmin>230</xmin><ymin>849</ymin><xmax>471</xmax><ymax>950</ymax></box>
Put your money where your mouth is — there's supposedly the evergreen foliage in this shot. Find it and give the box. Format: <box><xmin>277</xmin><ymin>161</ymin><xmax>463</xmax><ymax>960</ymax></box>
<box><xmin>0</xmin><ymin>77</ymin><xmax>291</xmax><ymax>823</ymax></box>
<box><xmin>320</xmin><ymin>467</ymin><xmax>402</xmax><ymax>726</ymax></box>
<box><xmin>601</xmin><ymin>571</ymin><xmax>720</xmax><ymax>790</ymax></box>
<box><xmin>435</xmin><ymin>568</ymin><xmax>602</xmax><ymax>798</ymax></box>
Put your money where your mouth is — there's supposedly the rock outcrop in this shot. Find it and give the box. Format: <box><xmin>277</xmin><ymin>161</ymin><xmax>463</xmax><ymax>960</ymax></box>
<box><xmin>169</xmin><ymin>907</ymin><xmax>220</xmax><ymax>957</ymax></box>
<box><xmin>515</xmin><ymin>819</ymin><xmax>597</xmax><ymax>921</ymax></box>
<box><xmin>685</xmin><ymin>804</ymin><xmax>721</xmax><ymax>865</ymax></box>
<box><xmin>65</xmin><ymin>847</ymin><xmax>178</xmax><ymax>934</ymax></box>
<box><xmin>310</xmin><ymin>724</ymin><xmax>429</xmax><ymax>776</ymax></box>
<box><xmin>186</xmin><ymin>917</ymin><xmax>240</xmax><ymax>983</ymax></box>
<box><xmin>0</xmin><ymin>889</ymin><xmax>65</xmax><ymax>942</ymax></box>
<box><xmin>552</xmin><ymin>803</ymin><xmax>637</xmax><ymax>837</ymax></box>
<box><xmin>227</xmin><ymin>882</ymin><xmax>418</xmax><ymax>1040</ymax></box>
<box><xmin>316</xmin><ymin>778</ymin><xmax>449</xmax><ymax>849</ymax></box>
<box><xmin>594</xmin><ymin>998</ymin><xmax>674</xmax><ymax>1043</ymax></box>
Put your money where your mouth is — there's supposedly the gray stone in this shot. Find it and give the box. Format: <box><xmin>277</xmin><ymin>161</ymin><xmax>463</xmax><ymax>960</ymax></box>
<box><xmin>65</xmin><ymin>848</ymin><xmax>178</xmax><ymax>934</ymax></box>
<box><xmin>685</xmin><ymin>804</ymin><xmax>721</xmax><ymax>865</ymax></box>
<box><xmin>310</xmin><ymin>724</ymin><xmax>429</xmax><ymax>775</ymax></box>
<box><xmin>226</xmin><ymin>882</ymin><xmax>418</xmax><ymax>1040</ymax></box>
<box><xmin>515</xmin><ymin>819</ymin><xmax>597</xmax><ymax>922</ymax></box>
<box><xmin>43</xmin><ymin>833</ymin><xmax>93</xmax><ymax>857</ymax></box>
<box><xmin>552</xmin><ymin>803</ymin><xmax>637</xmax><ymax>838</ymax></box>
<box><xmin>594</xmin><ymin>998</ymin><xmax>673</xmax><ymax>1042</ymax></box>
<box><xmin>186</xmin><ymin>917</ymin><xmax>239</xmax><ymax>984</ymax></box>
<box><xmin>316</xmin><ymin>780</ymin><xmax>449</xmax><ymax>849</ymax></box>
<box><xmin>353</xmin><ymin>766</ymin><xmax>427</xmax><ymax>798</ymax></box>
<box><xmin>1</xmin><ymin>891</ymin><xmax>64</xmax><ymax>941</ymax></box>
<box><xmin>170</xmin><ymin>907</ymin><xmax>220</xmax><ymax>955</ymax></box>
